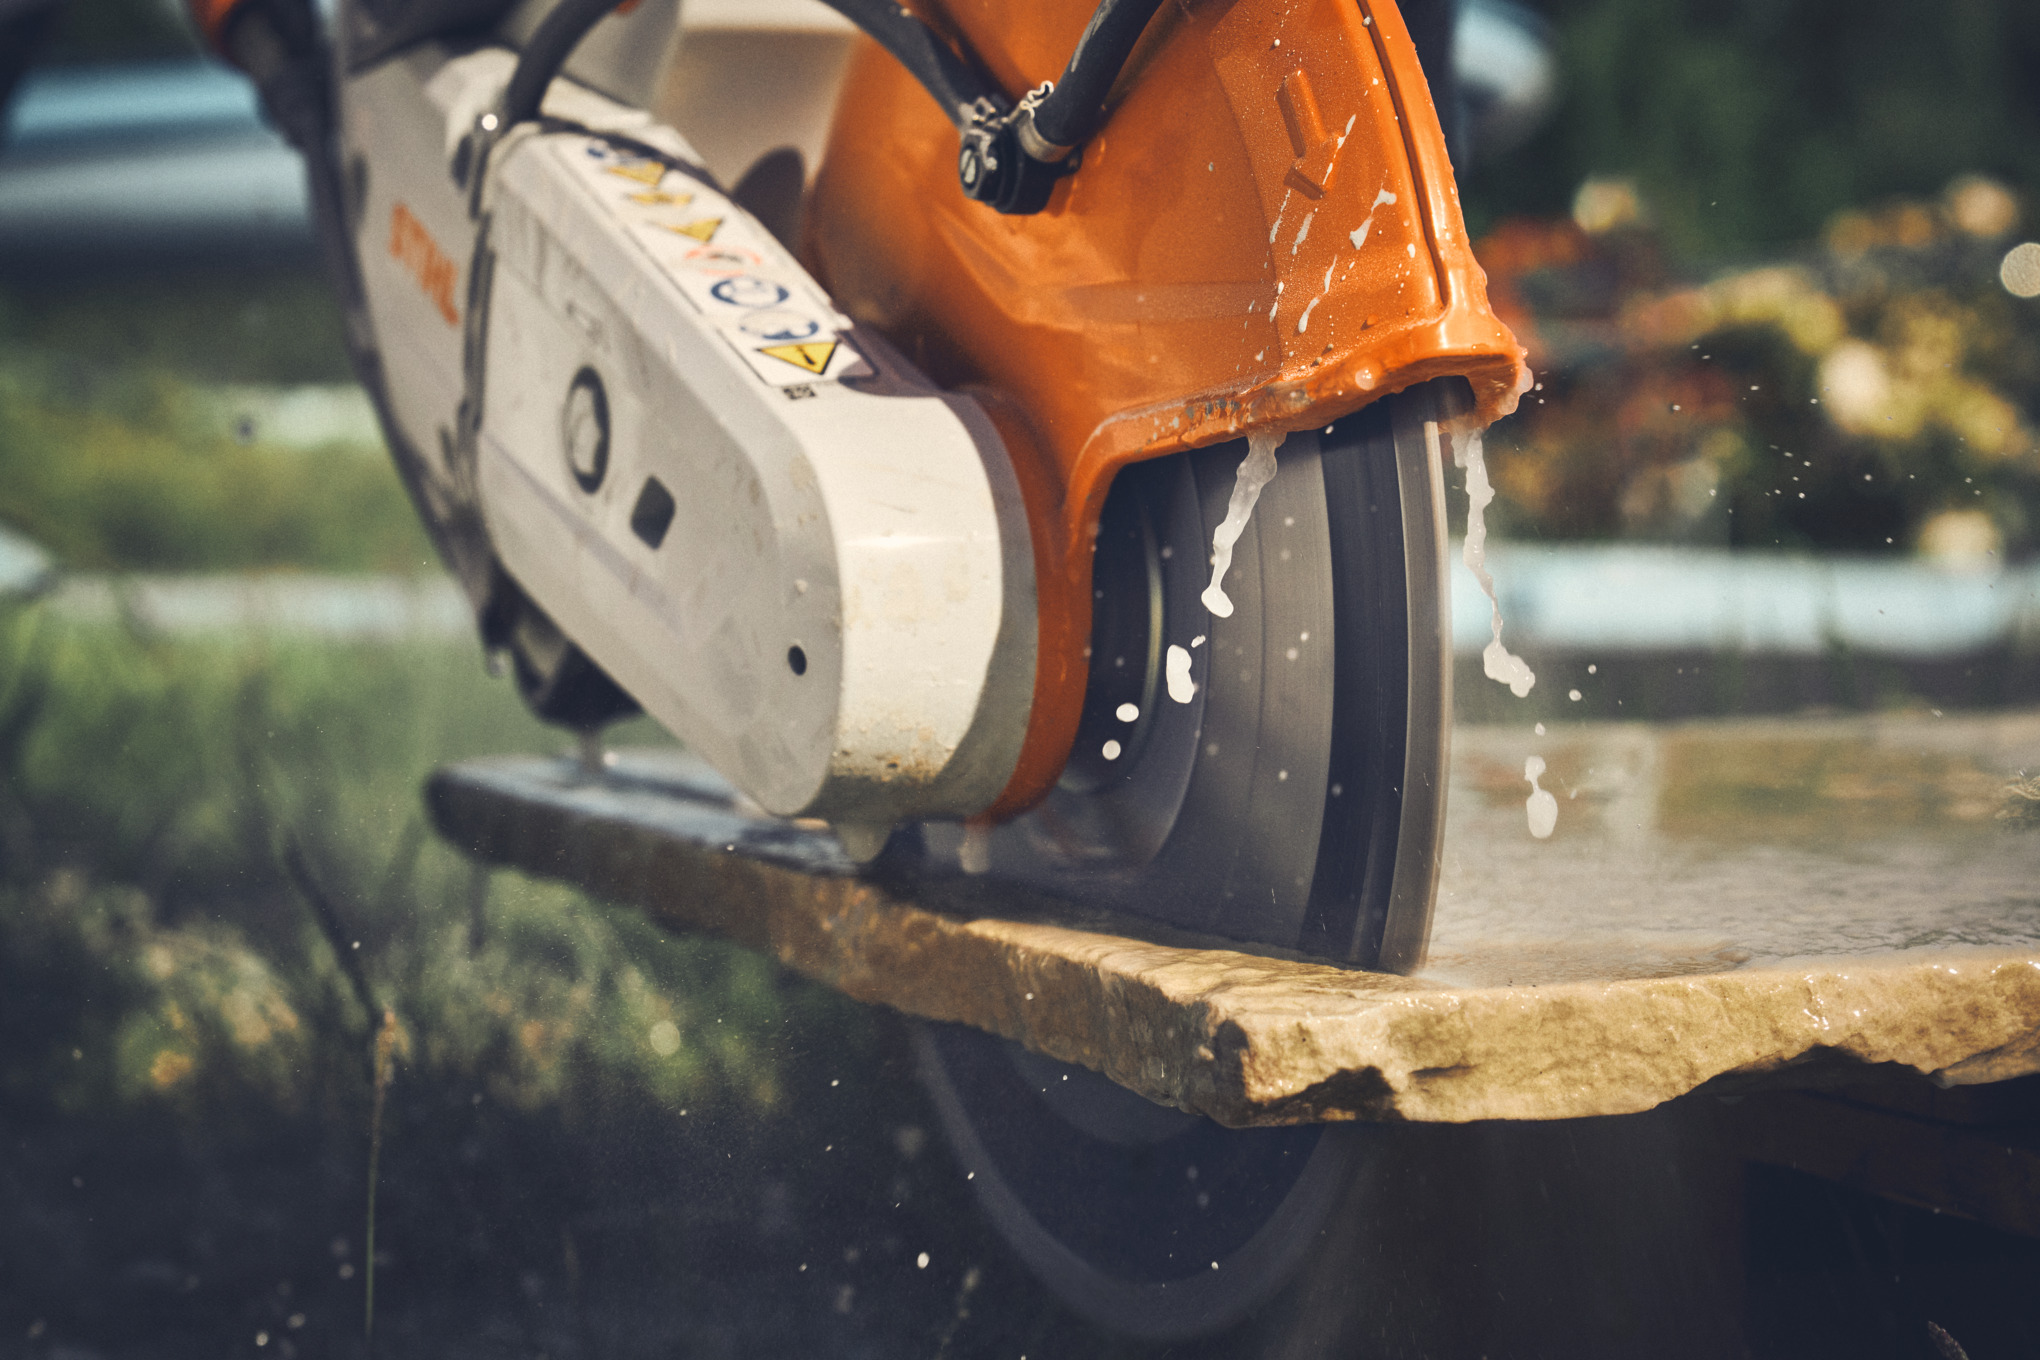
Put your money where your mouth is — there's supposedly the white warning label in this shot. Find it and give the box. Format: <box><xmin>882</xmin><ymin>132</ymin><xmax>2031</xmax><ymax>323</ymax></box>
<box><xmin>567</xmin><ymin>137</ymin><xmax>864</xmax><ymax>388</ymax></box>
<box><xmin>727</xmin><ymin>332</ymin><xmax>869</xmax><ymax>387</ymax></box>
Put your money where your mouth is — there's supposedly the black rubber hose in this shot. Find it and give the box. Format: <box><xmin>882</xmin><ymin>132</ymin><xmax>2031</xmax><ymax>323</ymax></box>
<box><xmin>1028</xmin><ymin>0</ymin><xmax>1169</xmax><ymax>150</ymax></box>
<box><xmin>501</xmin><ymin>0</ymin><xmax>618</xmax><ymax>126</ymax></box>
<box><xmin>812</xmin><ymin>0</ymin><xmax>1005</xmax><ymax>125</ymax></box>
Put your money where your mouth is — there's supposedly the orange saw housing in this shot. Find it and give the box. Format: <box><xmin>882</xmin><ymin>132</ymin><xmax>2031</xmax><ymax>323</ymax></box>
<box><xmin>804</xmin><ymin>0</ymin><xmax>1529</xmax><ymax>820</ymax></box>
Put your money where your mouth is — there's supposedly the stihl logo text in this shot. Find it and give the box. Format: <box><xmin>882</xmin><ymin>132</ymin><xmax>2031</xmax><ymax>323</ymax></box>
<box><xmin>389</xmin><ymin>202</ymin><xmax>459</xmax><ymax>326</ymax></box>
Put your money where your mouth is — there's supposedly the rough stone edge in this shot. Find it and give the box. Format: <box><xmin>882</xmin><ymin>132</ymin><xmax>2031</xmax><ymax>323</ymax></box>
<box><xmin>427</xmin><ymin>768</ymin><xmax>2040</xmax><ymax>1126</ymax></box>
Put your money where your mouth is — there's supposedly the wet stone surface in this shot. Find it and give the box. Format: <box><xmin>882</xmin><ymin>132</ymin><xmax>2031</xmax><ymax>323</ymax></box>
<box><xmin>429</xmin><ymin>711</ymin><xmax>2040</xmax><ymax>1127</ymax></box>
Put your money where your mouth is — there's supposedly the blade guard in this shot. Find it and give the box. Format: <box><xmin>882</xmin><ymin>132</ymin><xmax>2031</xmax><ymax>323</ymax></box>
<box><xmin>806</xmin><ymin>0</ymin><xmax>1528</xmax><ymax>821</ymax></box>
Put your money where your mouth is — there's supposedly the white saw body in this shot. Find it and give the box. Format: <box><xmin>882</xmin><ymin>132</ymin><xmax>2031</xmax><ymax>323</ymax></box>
<box><xmin>343</xmin><ymin>45</ymin><xmax>1035</xmax><ymax>823</ymax></box>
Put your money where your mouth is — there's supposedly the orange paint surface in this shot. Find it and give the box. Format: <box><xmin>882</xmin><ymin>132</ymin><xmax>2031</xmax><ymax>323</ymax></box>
<box><xmin>184</xmin><ymin>0</ymin><xmax>245</xmax><ymax>45</ymax></box>
<box><xmin>389</xmin><ymin>202</ymin><xmax>461</xmax><ymax>328</ymax></box>
<box><xmin>807</xmin><ymin>0</ymin><xmax>1529</xmax><ymax>819</ymax></box>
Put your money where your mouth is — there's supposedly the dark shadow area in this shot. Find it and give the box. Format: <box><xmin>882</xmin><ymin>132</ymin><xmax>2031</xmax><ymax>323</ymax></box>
<box><xmin>1746</xmin><ymin>1163</ymin><xmax>2040</xmax><ymax>1360</ymax></box>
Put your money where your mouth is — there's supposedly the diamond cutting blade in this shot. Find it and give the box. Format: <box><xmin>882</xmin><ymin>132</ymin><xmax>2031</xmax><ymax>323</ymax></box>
<box><xmin>980</xmin><ymin>380</ymin><xmax>1453</xmax><ymax>969</ymax></box>
<box><xmin>918</xmin><ymin>382</ymin><xmax>1459</xmax><ymax>1340</ymax></box>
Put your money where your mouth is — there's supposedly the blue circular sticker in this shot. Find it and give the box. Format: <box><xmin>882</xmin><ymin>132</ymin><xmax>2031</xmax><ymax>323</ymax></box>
<box><xmin>710</xmin><ymin>275</ymin><xmax>790</xmax><ymax>309</ymax></box>
<box><xmin>738</xmin><ymin>309</ymin><xmax>822</xmax><ymax>342</ymax></box>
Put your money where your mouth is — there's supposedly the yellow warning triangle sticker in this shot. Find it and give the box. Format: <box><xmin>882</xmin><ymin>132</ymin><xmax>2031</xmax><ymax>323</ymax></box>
<box><xmin>629</xmin><ymin>189</ymin><xmax>692</xmax><ymax>207</ymax></box>
<box><xmin>759</xmin><ymin>341</ymin><xmax>837</xmax><ymax>375</ymax></box>
<box><xmin>605</xmin><ymin>161</ymin><xmax>666</xmax><ymax>187</ymax></box>
<box><xmin>662</xmin><ymin>217</ymin><xmax>722</xmax><ymax>242</ymax></box>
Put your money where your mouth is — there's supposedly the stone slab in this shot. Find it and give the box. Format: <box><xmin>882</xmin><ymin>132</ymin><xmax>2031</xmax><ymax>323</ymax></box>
<box><xmin>426</xmin><ymin>711</ymin><xmax>2040</xmax><ymax>1126</ymax></box>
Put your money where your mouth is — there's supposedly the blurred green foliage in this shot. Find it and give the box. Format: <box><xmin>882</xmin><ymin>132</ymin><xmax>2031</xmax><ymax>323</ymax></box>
<box><xmin>0</xmin><ymin>606</ymin><xmax>788</xmax><ymax>1124</ymax></box>
<box><xmin>0</xmin><ymin>271</ymin><xmax>355</xmax><ymax>387</ymax></box>
<box><xmin>1478</xmin><ymin>180</ymin><xmax>2040</xmax><ymax>554</ymax></box>
<box><xmin>0</xmin><ymin>272</ymin><xmax>431</xmax><ymax>572</ymax></box>
<box><xmin>0</xmin><ymin>367</ymin><xmax>434</xmax><ymax>571</ymax></box>
<box><xmin>0</xmin><ymin>609</ymin><xmax>1030</xmax><ymax>1352</ymax></box>
<box><xmin>1470</xmin><ymin>0</ymin><xmax>2040</xmax><ymax>262</ymax></box>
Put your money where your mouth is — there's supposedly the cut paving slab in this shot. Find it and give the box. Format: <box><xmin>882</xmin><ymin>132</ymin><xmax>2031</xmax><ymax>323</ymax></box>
<box><xmin>427</xmin><ymin>711</ymin><xmax>2040</xmax><ymax>1127</ymax></box>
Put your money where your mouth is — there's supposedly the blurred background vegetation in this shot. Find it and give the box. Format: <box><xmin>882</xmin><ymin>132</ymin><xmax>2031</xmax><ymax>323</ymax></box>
<box><xmin>1456</xmin><ymin>0</ymin><xmax>2040</xmax><ymax>558</ymax></box>
<box><xmin>0</xmin><ymin>273</ymin><xmax>434</xmax><ymax>573</ymax></box>
<box><xmin>1474</xmin><ymin>176</ymin><xmax>2040</xmax><ymax>557</ymax></box>
<box><xmin>1464</xmin><ymin>0</ymin><xmax>2040</xmax><ymax>261</ymax></box>
<box><xmin>0</xmin><ymin>609</ymin><xmax>1076</xmax><ymax>1357</ymax></box>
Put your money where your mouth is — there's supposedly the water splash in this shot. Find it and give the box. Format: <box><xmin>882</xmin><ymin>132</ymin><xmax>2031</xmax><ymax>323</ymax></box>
<box><xmin>1524</xmin><ymin>755</ymin><xmax>1557</xmax><ymax>839</ymax></box>
<box><xmin>1453</xmin><ymin>429</ymin><xmax>1536</xmax><ymax>697</ymax></box>
<box><xmin>1348</xmin><ymin>187</ymin><xmax>1398</xmax><ymax>249</ymax></box>
<box><xmin>1202</xmin><ymin>432</ymin><xmax>1284</xmax><ymax>618</ymax></box>
<box><xmin>1165</xmin><ymin>644</ymin><xmax>1196</xmax><ymax>703</ymax></box>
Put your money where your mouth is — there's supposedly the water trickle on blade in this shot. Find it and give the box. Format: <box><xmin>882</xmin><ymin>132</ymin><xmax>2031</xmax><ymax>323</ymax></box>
<box><xmin>1524</xmin><ymin>755</ymin><xmax>1557</xmax><ymax>839</ymax></box>
<box><xmin>1453</xmin><ymin>430</ymin><xmax>1536</xmax><ymax>697</ymax></box>
<box><xmin>1165</xmin><ymin>644</ymin><xmax>1196</xmax><ymax>703</ymax></box>
<box><xmin>1202</xmin><ymin>432</ymin><xmax>1284</xmax><ymax>618</ymax></box>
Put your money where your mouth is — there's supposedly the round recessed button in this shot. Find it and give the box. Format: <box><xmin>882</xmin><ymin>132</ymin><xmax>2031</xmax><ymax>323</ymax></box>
<box><xmin>562</xmin><ymin>367</ymin><xmax>609</xmax><ymax>494</ymax></box>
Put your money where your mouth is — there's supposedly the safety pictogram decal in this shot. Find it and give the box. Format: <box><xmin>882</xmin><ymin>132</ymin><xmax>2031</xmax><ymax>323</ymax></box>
<box><xmin>661</xmin><ymin>217</ymin><xmax>723</xmax><ymax>243</ymax></box>
<box><xmin>757</xmin><ymin>341</ymin><xmax>838</xmax><ymax>375</ymax></box>
<box><xmin>605</xmin><ymin>161</ymin><xmax>666</xmax><ymax>187</ymax></box>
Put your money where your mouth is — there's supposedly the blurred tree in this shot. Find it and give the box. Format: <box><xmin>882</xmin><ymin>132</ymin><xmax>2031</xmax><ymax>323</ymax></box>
<box><xmin>1465</xmin><ymin>0</ymin><xmax>2040</xmax><ymax>261</ymax></box>
<box><xmin>1477</xmin><ymin>182</ymin><xmax>2040</xmax><ymax>556</ymax></box>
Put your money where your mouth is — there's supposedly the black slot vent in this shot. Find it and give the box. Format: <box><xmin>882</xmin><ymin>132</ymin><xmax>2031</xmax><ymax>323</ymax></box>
<box><xmin>630</xmin><ymin>477</ymin><xmax>675</xmax><ymax>549</ymax></box>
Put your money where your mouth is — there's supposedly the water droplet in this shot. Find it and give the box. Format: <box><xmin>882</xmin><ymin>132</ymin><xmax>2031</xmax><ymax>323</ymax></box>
<box><xmin>1524</xmin><ymin>756</ymin><xmax>1558</xmax><ymax>839</ymax></box>
<box><xmin>648</xmin><ymin>1019</ymin><xmax>681</xmax><ymax>1055</ymax></box>
<box><xmin>1454</xmin><ymin>430</ymin><xmax>1535</xmax><ymax>697</ymax></box>
<box><xmin>1166</xmin><ymin>645</ymin><xmax>1197</xmax><ymax>703</ymax></box>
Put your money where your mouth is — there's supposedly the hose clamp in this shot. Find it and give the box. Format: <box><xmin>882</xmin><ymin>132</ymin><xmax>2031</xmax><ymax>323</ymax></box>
<box><xmin>956</xmin><ymin>84</ymin><xmax>1072</xmax><ymax>215</ymax></box>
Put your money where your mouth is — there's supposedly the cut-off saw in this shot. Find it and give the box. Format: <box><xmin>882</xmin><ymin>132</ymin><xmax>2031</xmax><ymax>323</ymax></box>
<box><xmin>190</xmin><ymin>0</ymin><xmax>1528</xmax><ymax>1334</ymax></box>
